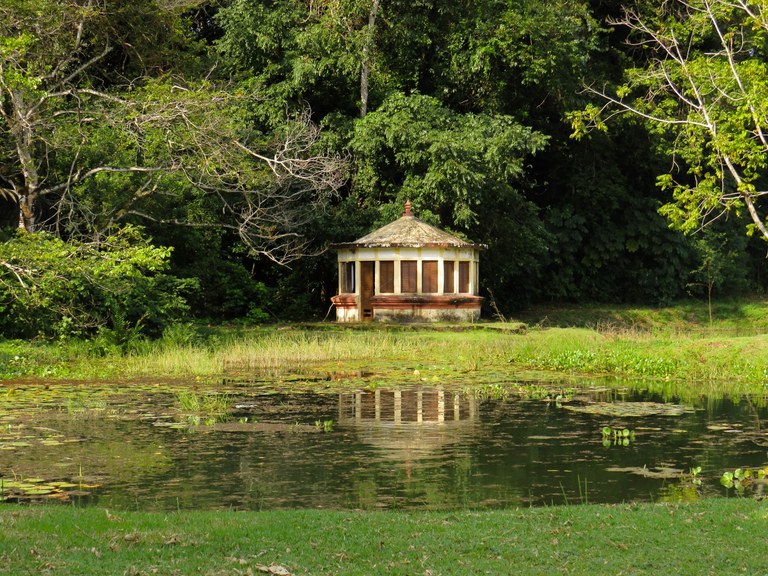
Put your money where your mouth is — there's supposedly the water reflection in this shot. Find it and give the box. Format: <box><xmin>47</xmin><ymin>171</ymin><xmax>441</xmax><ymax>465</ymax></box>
<box><xmin>339</xmin><ymin>388</ymin><xmax>479</xmax><ymax>425</ymax></box>
<box><xmin>1</xmin><ymin>382</ymin><xmax>768</xmax><ymax>510</ymax></box>
<box><xmin>338</xmin><ymin>389</ymin><xmax>479</xmax><ymax>462</ymax></box>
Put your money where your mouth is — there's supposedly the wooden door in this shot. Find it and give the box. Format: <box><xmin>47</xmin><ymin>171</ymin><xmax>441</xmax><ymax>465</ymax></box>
<box><xmin>360</xmin><ymin>261</ymin><xmax>375</xmax><ymax>320</ymax></box>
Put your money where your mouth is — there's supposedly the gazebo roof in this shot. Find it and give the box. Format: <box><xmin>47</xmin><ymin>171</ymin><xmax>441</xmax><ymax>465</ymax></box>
<box><xmin>333</xmin><ymin>201</ymin><xmax>486</xmax><ymax>250</ymax></box>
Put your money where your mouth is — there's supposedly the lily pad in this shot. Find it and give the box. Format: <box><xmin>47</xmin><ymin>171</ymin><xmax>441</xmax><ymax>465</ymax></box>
<box><xmin>562</xmin><ymin>401</ymin><xmax>690</xmax><ymax>417</ymax></box>
<box><xmin>24</xmin><ymin>487</ymin><xmax>54</xmax><ymax>495</ymax></box>
<box><xmin>49</xmin><ymin>481</ymin><xmax>79</xmax><ymax>488</ymax></box>
<box><xmin>606</xmin><ymin>466</ymin><xmax>685</xmax><ymax>479</ymax></box>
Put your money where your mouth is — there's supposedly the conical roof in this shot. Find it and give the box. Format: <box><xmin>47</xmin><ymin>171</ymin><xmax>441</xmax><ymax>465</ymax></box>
<box><xmin>333</xmin><ymin>201</ymin><xmax>485</xmax><ymax>250</ymax></box>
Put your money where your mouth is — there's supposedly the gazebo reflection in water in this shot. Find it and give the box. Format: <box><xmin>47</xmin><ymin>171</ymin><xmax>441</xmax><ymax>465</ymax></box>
<box><xmin>338</xmin><ymin>388</ymin><xmax>479</xmax><ymax>426</ymax></box>
<box><xmin>337</xmin><ymin>388</ymin><xmax>480</xmax><ymax>485</ymax></box>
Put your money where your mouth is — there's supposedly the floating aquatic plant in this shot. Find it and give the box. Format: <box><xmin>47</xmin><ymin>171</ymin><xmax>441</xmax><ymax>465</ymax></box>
<box><xmin>657</xmin><ymin>467</ymin><xmax>703</xmax><ymax>503</ymax></box>
<box><xmin>467</xmin><ymin>383</ymin><xmax>574</xmax><ymax>402</ymax></box>
<box><xmin>720</xmin><ymin>466</ymin><xmax>768</xmax><ymax>495</ymax></box>
<box><xmin>314</xmin><ymin>419</ymin><xmax>334</xmax><ymax>432</ymax></box>
<box><xmin>0</xmin><ymin>473</ymin><xmax>100</xmax><ymax>502</ymax></box>
<box><xmin>177</xmin><ymin>391</ymin><xmax>232</xmax><ymax>424</ymax></box>
<box><xmin>564</xmin><ymin>401</ymin><xmax>690</xmax><ymax>417</ymax></box>
<box><xmin>601</xmin><ymin>426</ymin><xmax>635</xmax><ymax>447</ymax></box>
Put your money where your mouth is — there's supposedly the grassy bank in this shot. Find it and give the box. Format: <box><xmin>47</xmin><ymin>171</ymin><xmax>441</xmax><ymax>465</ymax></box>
<box><xmin>1</xmin><ymin>300</ymin><xmax>768</xmax><ymax>395</ymax></box>
<box><xmin>2</xmin><ymin>499</ymin><xmax>767</xmax><ymax>575</ymax></box>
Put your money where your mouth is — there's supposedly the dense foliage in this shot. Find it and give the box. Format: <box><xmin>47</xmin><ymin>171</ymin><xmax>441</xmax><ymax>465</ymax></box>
<box><xmin>1</xmin><ymin>0</ymin><xmax>767</xmax><ymax>336</ymax></box>
<box><xmin>0</xmin><ymin>226</ymin><xmax>194</xmax><ymax>339</ymax></box>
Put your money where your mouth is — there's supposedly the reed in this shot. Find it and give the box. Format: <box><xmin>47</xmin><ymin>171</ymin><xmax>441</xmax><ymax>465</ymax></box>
<box><xmin>123</xmin><ymin>344</ymin><xmax>220</xmax><ymax>377</ymax></box>
<box><xmin>116</xmin><ymin>330</ymin><xmax>417</xmax><ymax>377</ymax></box>
<box><xmin>2</xmin><ymin>328</ymin><xmax>759</xmax><ymax>389</ymax></box>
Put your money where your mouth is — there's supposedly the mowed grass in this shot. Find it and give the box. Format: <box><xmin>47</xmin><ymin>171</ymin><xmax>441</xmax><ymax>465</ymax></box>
<box><xmin>2</xmin><ymin>500</ymin><xmax>767</xmax><ymax>575</ymax></box>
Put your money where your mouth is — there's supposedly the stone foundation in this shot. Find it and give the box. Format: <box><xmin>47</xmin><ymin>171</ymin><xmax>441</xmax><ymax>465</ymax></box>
<box><xmin>372</xmin><ymin>307</ymin><xmax>480</xmax><ymax>323</ymax></box>
<box><xmin>331</xmin><ymin>294</ymin><xmax>483</xmax><ymax>323</ymax></box>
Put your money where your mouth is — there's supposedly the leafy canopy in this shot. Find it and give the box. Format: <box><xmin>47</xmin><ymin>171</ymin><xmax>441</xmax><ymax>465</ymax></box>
<box><xmin>573</xmin><ymin>0</ymin><xmax>768</xmax><ymax>242</ymax></box>
<box><xmin>351</xmin><ymin>92</ymin><xmax>548</xmax><ymax>230</ymax></box>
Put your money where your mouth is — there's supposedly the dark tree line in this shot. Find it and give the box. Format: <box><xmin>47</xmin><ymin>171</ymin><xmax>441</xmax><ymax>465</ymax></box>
<box><xmin>1</xmin><ymin>0</ymin><xmax>766</xmax><ymax>338</ymax></box>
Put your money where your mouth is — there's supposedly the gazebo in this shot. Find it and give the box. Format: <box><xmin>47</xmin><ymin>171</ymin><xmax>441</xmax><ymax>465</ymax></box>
<box><xmin>330</xmin><ymin>201</ymin><xmax>485</xmax><ymax>322</ymax></box>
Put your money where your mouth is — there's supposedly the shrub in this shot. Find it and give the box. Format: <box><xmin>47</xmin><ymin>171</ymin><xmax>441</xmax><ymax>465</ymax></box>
<box><xmin>0</xmin><ymin>226</ymin><xmax>197</xmax><ymax>340</ymax></box>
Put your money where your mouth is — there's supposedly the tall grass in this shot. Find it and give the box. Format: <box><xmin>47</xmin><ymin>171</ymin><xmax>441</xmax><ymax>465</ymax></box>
<box><xmin>4</xmin><ymin>300</ymin><xmax>768</xmax><ymax>395</ymax></box>
<box><xmin>120</xmin><ymin>330</ymin><xmax>416</xmax><ymax>377</ymax></box>
<box><xmin>115</xmin><ymin>325</ymin><xmax>768</xmax><ymax>394</ymax></box>
<box><xmin>218</xmin><ymin>331</ymin><xmax>412</xmax><ymax>370</ymax></box>
<box><xmin>123</xmin><ymin>343</ymin><xmax>220</xmax><ymax>377</ymax></box>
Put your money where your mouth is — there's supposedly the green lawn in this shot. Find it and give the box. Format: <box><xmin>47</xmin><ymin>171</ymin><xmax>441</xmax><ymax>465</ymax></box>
<box><xmin>2</xmin><ymin>500</ymin><xmax>767</xmax><ymax>575</ymax></box>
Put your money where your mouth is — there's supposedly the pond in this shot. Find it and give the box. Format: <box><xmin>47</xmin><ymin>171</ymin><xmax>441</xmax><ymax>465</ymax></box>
<box><xmin>1</xmin><ymin>380</ymin><xmax>767</xmax><ymax>510</ymax></box>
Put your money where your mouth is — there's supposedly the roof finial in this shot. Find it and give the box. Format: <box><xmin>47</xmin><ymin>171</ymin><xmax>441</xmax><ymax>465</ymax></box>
<box><xmin>404</xmin><ymin>199</ymin><xmax>412</xmax><ymax>217</ymax></box>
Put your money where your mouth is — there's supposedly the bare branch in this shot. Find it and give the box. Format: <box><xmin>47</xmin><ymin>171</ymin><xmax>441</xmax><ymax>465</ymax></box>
<box><xmin>587</xmin><ymin>0</ymin><xmax>768</xmax><ymax>240</ymax></box>
<box><xmin>1</xmin><ymin>0</ymin><xmax>347</xmax><ymax>261</ymax></box>
<box><xmin>50</xmin><ymin>43</ymin><xmax>113</xmax><ymax>94</ymax></box>
<box><xmin>1</xmin><ymin>262</ymin><xmax>30</xmax><ymax>289</ymax></box>
<box><xmin>582</xmin><ymin>84</ymin><xmax>708</xmax><ymax>128</ymax></box>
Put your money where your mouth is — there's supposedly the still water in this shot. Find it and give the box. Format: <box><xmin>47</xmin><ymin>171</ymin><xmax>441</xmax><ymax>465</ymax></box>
<box><xmin>1</xmin><ymin>381</ymin><xmax>767</xmax><ymax>510</ymax></box>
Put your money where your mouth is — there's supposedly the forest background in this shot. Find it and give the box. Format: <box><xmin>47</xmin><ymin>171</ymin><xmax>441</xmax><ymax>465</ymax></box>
<box><xmin>2</xmin><ymin>0</ymin><xmax>767</xmax><ymax>341</ymax></box>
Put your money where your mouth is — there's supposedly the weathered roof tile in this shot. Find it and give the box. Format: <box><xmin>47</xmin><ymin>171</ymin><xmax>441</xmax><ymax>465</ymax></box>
<box><xmin>333</xmin><ymin>203</ymin><xmax>485</xmax><ymax>250</ymax></box>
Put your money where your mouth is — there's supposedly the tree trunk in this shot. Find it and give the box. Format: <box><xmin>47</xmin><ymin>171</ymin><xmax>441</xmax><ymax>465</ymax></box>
<box><xmin>10</xmin><ymin>89</ymin><xmax>39</xmax><ymax>232</ymax></box>
<box><xmin>18</xmin><ymin>194</ymin><xmax>36</xmax><ymax>231</ymax></box>
<box><xmin>359</xmin><ymin>0</ymin><xmax>381</xmax><ymax>118</ymax></box>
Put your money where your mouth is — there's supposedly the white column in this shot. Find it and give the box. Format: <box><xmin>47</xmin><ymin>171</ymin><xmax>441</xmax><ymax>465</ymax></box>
<box><xmin>437</xmin><ymin>254</ymin><xmax>444</xmax><ymax>295</ymax></box>
<box><xmin>416</xmin><ymin>259</ymin><xmax>423</xmax><ymax>293</ymax></box>
<box><xmin>354</xmin><ymin>256</ymin><xmax>361</xmax><ymax>295</ymax></box>
<box><xmin>474</xmin><ymin>257</ymin><xmax>480</xmax><ymax>295</ymax></box>
<box><xmin>454</xmin><ymin>260</ymin><xmax>460</xmax><ymax>294</ymax></box>
<box><xmin>355</xmin><ymin>256</ymin><xmax>362</xmax><ymax>319</ymax></box>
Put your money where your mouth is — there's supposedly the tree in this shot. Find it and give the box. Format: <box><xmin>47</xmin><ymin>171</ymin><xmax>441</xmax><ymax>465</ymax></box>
<box><xmin>0</xmin><ymin>0</ymin><xmax>347</xmax><ymax>264</ymax></box>
<box><xmin>214</xmin><ymin>0</ymin><xmax>710</xmax><ymax>307</ymax></box>
<box><xmin>215</xmin><ymin>0</ymin><xmax>376</xmax><ymax>121</ymax></box>
<box><xmin>359</xmin><ymin>0</ymin><xmax>381</xmax><ymax>117</ymax></box>
<box><xmin>573</xmin><ymin>0</ymin><xmax>768</xmax><ymax>243</ymax></box>
<box><xmin>350</xmin><ymin>92</ymin><xmax>551</xmax><ymax>295</ymax></box>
